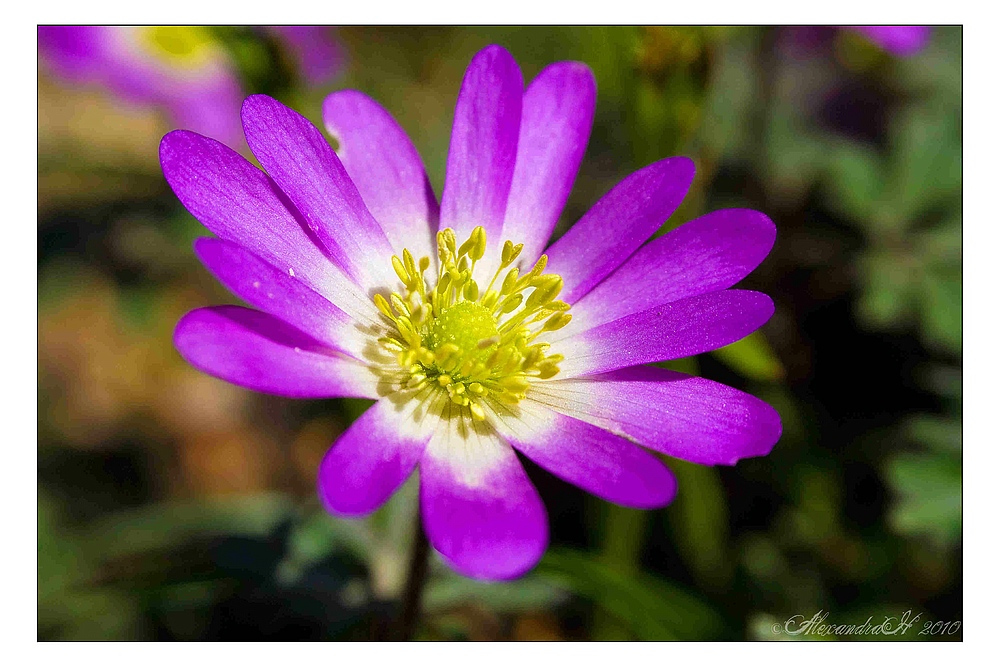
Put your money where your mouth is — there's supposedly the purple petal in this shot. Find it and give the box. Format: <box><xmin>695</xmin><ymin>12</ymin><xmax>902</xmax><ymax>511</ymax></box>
<box><xmin>570</xmin><ymin>209</ymin><xmax>776</xmax><ymax>331</ymax></box>
<box><xmin>557</xmin><ymin>290</ymin><xmax>775</xmax><ymax>378</ymax></box>
<box><xmin>318</xmin><ymin>395</ymin><xmax>436</xmax><ymax>516</ymax></box>
<box><xmin>530</xmin><ymin>366</ymin><xmax>782</xmax><ymax>466</ymax></box>
<box><xmin>439</xmin><ymin>45</ymin><xmax>523</xmax><ymax>246</ymax></box>
<box><xmin>492</xmin><ymin>401</ymin><xmax>676</xmax><ymax>509</ymax></box>
<box><xmin>240</xmin><ymin>94</ymin><xmax>395</xmax><ymax>287</ymax></box>
<box><xmin>193</xmin><ymin>238</ymin><xmax>369</xmax><ymax>360</ymax></box>
<box><xmin>848</xmin><ymin>26</ymin><xmax>931</xmax><ymax>57</ymax></box>
<box><xmin>545</xmin><ymin>157</ymin><xmax>695</xmax><ymax>304</ymax></box>
<box><xmin>174</xmin><ymin>306</ymin><xmax>379</xmax><ymax>399</ymax></box>
<box><xmin>322</xmin><ymin>90</ymin><xmax>438</xmax><ymax>260</ymax></box>
<box><xmin>420</xmin><ymin>408</ymin><xmax>547</xmax><ymax>580</ymax></box>
<box><xmin>502</xmin><ymin>61</ymin><xmax>596</xmax><ymax>266</ymax></box>
<box><xmin>159</xmin><ymin>130</ymin><xmax>375</xmax><ymax>322</ymax></box>
<box><xmin>38</xmin><ymin>26</ymin><xmax>111</xmax><ymax>82</ymax></box>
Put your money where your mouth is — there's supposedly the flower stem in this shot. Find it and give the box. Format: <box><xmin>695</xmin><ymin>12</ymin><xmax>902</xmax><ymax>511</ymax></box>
<box><xmin>395</xmin><ymin>515</ymin><xmax>430</xmax><ymax>641</ymax></box>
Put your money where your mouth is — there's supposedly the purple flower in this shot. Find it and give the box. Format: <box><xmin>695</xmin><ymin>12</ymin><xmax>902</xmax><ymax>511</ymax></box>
<box><xmin>782</xmin><ymin>26</ymin><xmax>931</xmax><ymax>59</ymax></box>
<box><xmin>266</xmin><ymin>26</ymin><xmax>345</xmax><ymax>86</ymax></box>
<box><xmin>38</xmin><ymin>26</ymin><xmax>244</xmax><ymax>148</ymax></box>
<box><xmin>162</xmin><ymin>45</ymin><xmax>781</xmax><ymax>580</ymax></box>
<box><xmin>847</xmin><ymin>26</ymin><xmax>932</xmax><ymax>57</ymax></box>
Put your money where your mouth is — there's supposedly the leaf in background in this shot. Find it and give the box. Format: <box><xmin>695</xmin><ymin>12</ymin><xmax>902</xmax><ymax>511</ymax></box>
<box><xmin>905</xmin><ymin>415</ymin><xmax>962</xmax><ymax>454</ymax></box>
<box><xmin>764</xmin><ymin>105</ymin><xmax>829</xmax><ymax>205</ymax></box>
<box><xmin>279</xmin><ymin>508</ymin><xmax>374</xmax><ymax>585</ymax></box>
<box><xmin>711</xmin><ymin>331</ymin><xmax>786</xmax><ymax>382</ymax></box>
<box><xmin>885</xmin><ymin>104</ymin><xmax>962</xmax><ymax>223</ymax></box>
<box><xmin>86</xmin><ymin>493</ymin><xmax>295</xmax><ymax>560</ymax></box>
<box><xmin>824</xmin><ymin>141</ymin><xmax>886</xmax><ymax>226</ymax></box>
<box><xmin>537</xmin><ymin>549</ymin><xmax>728</xmax><ymax>640</ymax></box>
<box><xmin>886</xmin><ymin>452</ymin><xmax>962</xmax><ymax>546</ymax></box>
<box><xmin>919</xmin><ymin>265</ymin><xmax>962</xmax><ymax>355</ymax></box>
<box><xmin>666</xmin><ymin>458</ymin><xmax>732</xmax><ymax>591</ymax></box>
<box><xmin>424</xmin><ymin>574</ymin><xmax>567</xmax><ymax>614</ymax></box>
<box><xmin>857</xmin><ymin>250</ymin><xmax>916</xmax><ymax>327</ymax></box>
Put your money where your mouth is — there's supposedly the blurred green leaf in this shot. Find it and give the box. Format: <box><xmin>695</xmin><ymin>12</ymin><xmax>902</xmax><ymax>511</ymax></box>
<box><xmin>886</xmin><ymin>452</ymin><xmax>962</xmax><ymax>546</ymax></box>
<box><xmin>283</xmin><ymin>509</ymin><xmax>374</xmax><ymax>573</ymax></box>
<box><xmin>666</xmin><ymin>458</ymin><xmax>732</xmax><ymax>590</ymax></box>
<box><xmin>825</xmin><ymin>141</ymin><xmax>886</xmax><ymax>225</ymax></box>
<box><xmin>711</xmin><ymin>331</ymin><xmax>785</xmax><ymax>382</ymax></box>
<box><xmin>905</xmin><ymin>415</ymin><xmax>961</xmax><ymax>454</ymax></box>
<box><xmin>885</xmin><ymin>104</ymin><xmax>962</xmax><ymax>223</ymax></box>
<box><xmin>87</xmin><ymin>494</ymin><xmax>295</xmax><ymax>560</ymax></box>
<box><xmin>857</xmin><ymin>251</ymin><xmax>916</xmax><ymax>327</ymax></box>
<box><xmin>537</xmin><ymin>549</ymin><xmax>728</xmax><ymax>640</ymax></box>
<box><xmin>919</xmin><ymin>266</ymin><xmax>962</xmax><ymax>355</ymax></box>
<box><xmin>424</xmin><ymin>574</ymin><xmax>567</xmax><ymax>613</ymax></box>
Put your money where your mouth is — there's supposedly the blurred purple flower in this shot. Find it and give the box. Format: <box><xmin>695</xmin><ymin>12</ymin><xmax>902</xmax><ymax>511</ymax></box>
<box><xmin>848</xmin><ymin>26</ymin><xmax>932</xmax><ymax>57</ymax></box>
<box><xmin>782</xmin><ymin>25</ymin><xmax>932</xmax><ymax>59</ymax></box>
<box><xmin>267</xmin><ymin>26</ymin><xmax>345</xmax><ymax>86</ymax></box>
<box><xmin>161</xmin><ymin>45</ymin><xmax>781</xmax><ymax>580</ymax></box>
<box><xmin>38</xmin><ymin>26</ymin><xmax>244</xmax><ymax>148</ymax></box>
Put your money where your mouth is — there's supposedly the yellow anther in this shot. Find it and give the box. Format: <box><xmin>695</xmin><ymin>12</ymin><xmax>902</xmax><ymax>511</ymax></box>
<box><xmin>463</xmin><ymin>280</ymin><xmax>479</xmax><ymax>301</ymax></box>
<box><xmin>500</xmin><ymin>268</ymin><xmax>519</xmax><ymax>295</ymax></box>
<box><xmin>468</xmin><ymin>382</ymin><xmax>486</xmax><ymax>395</ymax></box>
<box><xmin>390</xmin><ymin>293</ymin><xmax>410</xmax><ymax>316</ymax></box>
<box><xmin>501</xmin><ymin>240</ymin><xmax>523</xmax><ymax>267</ymax></box>
<box><xmin>499</xmin><ymin>293</ymin><xmax>523</xmax><ymax>314</ymax></box>
<box><xmin>374</xmin><ymin>293</ymin><xmax>394</xmax><ymax>319</ymax></box>
<box><xmin>481</xmin><ymin>289</ymin><xmax>500</xmax><ymax>310</ymax></box>
<box><xmin>470</xmin><ymin>226</ymin><xmax>487</xmax><ymax>261</ymax></box>
<box><xmin>437</xmin><ymin>375</ymin><xmax>452</xmax><ymax>387</ymax></box>
<box><xmin>536</xmin><ymin>362</ymin><xmax>561</xmax><ymax>379</ymax></box>
<box><xmin>419</xmin><ymin>256</ymin><xmax>430</xmax><ymax>272</ymax></box>
<box><xmin>402</xmin><ymin>248</ymin><xmax>416</xmax><ymax>276</ymax></box>
<box><xmin>500</xmin><ymin>376</ymin><xmax>531</xmax><ymax>396</ymax></box>
<box><xmin>378</xmin><ymin>336</ymin><xmax>404</xmax><ymax>351</ymax></box>
<box><xmin>542</xmin><ymin>312</ymin><xmax>572</xmax><ymax>331</ymax></box>
<box><xmin>526</xmin><ymin>275</ymin><xmax>563</xmax><ymax>311</ymax></box>
<box><xmin>469</xmin><ymin>402</ymin><xmax>486</xmax><ymax>421</ymax></box>
<box><xmin>545</xmin><ymin>300</ymin><xmax>571</xmax><ymax>312</ymax></box>
<box><xmin>392</xmin><ymin>255</ymin><xmax>410</xmax><ymax>286</ymax></box>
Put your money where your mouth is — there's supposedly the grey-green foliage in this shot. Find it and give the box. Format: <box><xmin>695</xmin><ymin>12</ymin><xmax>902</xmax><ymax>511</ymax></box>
<box><xmin>823</xmin><ymin>35</ymin><xmax>961</xmax><ymax>356</ymax></box>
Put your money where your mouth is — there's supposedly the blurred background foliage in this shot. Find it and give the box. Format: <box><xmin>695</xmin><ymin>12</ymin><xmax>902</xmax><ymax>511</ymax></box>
<box><xmin>38</xmin><ymin>26</ymin><xmax>961</xmax><ymax>640</ymax></box>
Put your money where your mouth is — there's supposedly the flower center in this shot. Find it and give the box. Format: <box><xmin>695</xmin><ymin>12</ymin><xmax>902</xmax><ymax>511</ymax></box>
<box><xmin>374</xmin><ymin>226</ymin><xmax>572</xmax><ymax>421</ymax></box>
<box><xmin>138</xmin><ymin>26</ymin><xmax>217</xmax><ymax>68</ymax></box>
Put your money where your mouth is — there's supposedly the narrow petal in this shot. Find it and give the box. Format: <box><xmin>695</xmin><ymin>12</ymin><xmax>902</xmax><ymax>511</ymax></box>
<box><xmin>545</xmin><ymin>157</ymin><xmax>695</xmax><ymax>304</ymax></box>
<box><xmin>439</xmin><ymin>45</ymin><xmax>523</xmax><ymax>246</ymax></box>
<box><xmin>322</xmin><ymin>90</ymin><xmax>438</xmax><ymax>261</ymax></box>
<box><xmin>491</xmin><ymin>400</ymin><xmax>676</xmax><ymax>509</ymax></box>
<box><xmin>529</xmin><ymin>367</ymin><xmax>782</xmax><ymax>466</ymax></box>
<box><xmin>557</xmin><ymin>290</ymin><xmax>775</xmax><ymax>378</ymax></box>
<box><xmin>174</xmin><ymin>306</ymin><xmax>381</xmax><ymax>399</ymax></box>
<box><xmin>502</xmin><ymin>62</ymin><xmax>596</xmax><ymax>265</ymax></box>
<box><xmin>569</xmin><ymin>209</ymin><xmax>776</xmax><ymax>331</ymax></box>
<box><xmin>318</xmin><ymin>391</ymin><xmax>440</xmax><ymax>516</ymax></box>
<box><xmin>193</xmin><ymin>238</ymin><xmax>372</xmax><ymax>360</ymax></box>
<box><xmin>240</xmin><ymin>94</ymin><xmax>396</xmax><ymax>287</ymax></box>
<box><xmin>420</xmin><ymin>404</ymin><xmax>547</xmax><ymax>580</ymax></box>
<box><xmin>159</xmin><ymin>130</ymin><xmax>375</xmax><ymax>323</ymax></box>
